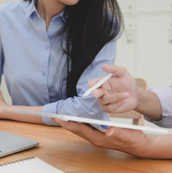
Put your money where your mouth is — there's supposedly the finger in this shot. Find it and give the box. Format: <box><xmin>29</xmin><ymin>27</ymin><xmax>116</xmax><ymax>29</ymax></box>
<box><xmin>106</xmin><ymin>127</ymin><xmax>131</xmax><ymax>140</ymax></box>
<box><xmin>92</xmin><ymin>88</ymin><xmax>104</xmax><ymax>98</ymax></box>
<box><xmin>54</xmin><ymin>119</ymin><xmax>94</xmax><ymax>141</ymax></box>
<box><xmin>75</xmin><ymin>124</ymin><xmax>105</xmax><ymax>147</ymax></box>
<box><xmin>54</xmin><ymin>118</ymin><xmax>81</xmax><ymax>131</ymax></box>
<box><xmin>51</xmin><ymin>118</ymin><xmax>56</xmax><ymax>123</ymax></box>
<box><xmin>111</xmin><ymin>102</ymin><xmax>133</xmax><ymax>114</ymax></box>
<box><xmin>112</xmin><ymin>106</ymin><xmax>125</xmax><ymax>114</ymax></box>
<box><xmin>105</xmin><ymin>127</ymin><xmax>117</xmax><ymax>137</ymax></box>
<box><xmin>81</xmin><ymin>123</ymin><xmax>101</xmax><ymax>132</ymax></box>
<box><xmin>112</xmin><ymin>127</ymin><xmax>137</xmax><ymax>142</ymax></box>
<box><xmin>61</xmin><ymin>121</ymin><xmax>104</xmax><ymax>144</ymax></box>
<box><xmin>100</xmin><ymin>100</ymin><xmax>126</xmax><ymax>113</ymax></box>
<box><xmin>98</xmin><ymin>93</ymin><xmax>129</xmax><ymax>105</ymax></box>
<box><xmin>55</xmin><ymin>119</ymin><xmax>105</xmax><ymax>146</ymax></box>
<box><xmin>88</xmin><ymin>77</ymin><xmax>104</xmax><ymax>88</ymax></box>
<box><xmin>102</xmin><ymin>65</ymin><xmax>127</xmax><ymax>78</ymax></box>
<box><xmin>54</xmin><ymin>119</ymin><xmax>93</xmax><ymax>135</ymax></box>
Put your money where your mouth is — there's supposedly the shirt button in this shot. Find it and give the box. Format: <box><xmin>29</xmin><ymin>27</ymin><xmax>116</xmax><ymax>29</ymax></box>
<box><xmin>45</xmin><ymin>45</ymin><xmax>49</xmax><ymax>49</ymax></box>
<box><xmin>42</xmin><ymin>71</ymin><xmax>46</xmax><ymax>76</ymax></box>
<box><xmin>44</xmin><ymin>98</ymin><xmax>48</xmax><ymax>102</ymax></box>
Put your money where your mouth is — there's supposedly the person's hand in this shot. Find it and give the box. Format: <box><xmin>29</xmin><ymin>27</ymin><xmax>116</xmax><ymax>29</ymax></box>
<box><xmin>88</xmin><ymin>65</ymin><xmax>139</xmax><ymax>114</ymax></box>
<box><xmin>52</xmin><ymin>118</ymin><xmax>153</xmax><ymax>158</ymax></box>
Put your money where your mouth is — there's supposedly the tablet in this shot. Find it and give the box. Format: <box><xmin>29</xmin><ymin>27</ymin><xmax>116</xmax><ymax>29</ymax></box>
<box><xmin>14</xmin><ymin>110</ymin><xmax>168</xmax><ymax>134</ymax></box>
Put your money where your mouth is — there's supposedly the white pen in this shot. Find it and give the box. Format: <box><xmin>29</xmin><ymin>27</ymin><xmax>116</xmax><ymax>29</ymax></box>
<box><xmin>83</xmin><ymin>73</ymin><xmax>114</xmax><ymax>97</ymax></box>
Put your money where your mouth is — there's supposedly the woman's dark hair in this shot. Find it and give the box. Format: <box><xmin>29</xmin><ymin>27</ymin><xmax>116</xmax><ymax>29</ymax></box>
<box><xmin>24</xmin><ymin>0</ymin><xmax>124</xmax><ymax>98</ymax></box>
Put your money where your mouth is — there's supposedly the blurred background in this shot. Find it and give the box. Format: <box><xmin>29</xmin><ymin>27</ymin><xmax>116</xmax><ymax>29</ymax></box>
<box><xmin>0</xmin><ymin>0</ymin><xmax>172</xmax><ymax>134</ymax></box>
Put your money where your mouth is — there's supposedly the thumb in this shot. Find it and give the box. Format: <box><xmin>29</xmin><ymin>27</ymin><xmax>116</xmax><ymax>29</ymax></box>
<box><xmin>105</xmin><ymin>127</ymin><xmax>117</xmax><ymax>137</ymax></box>
<box><xmin>106</xmin><ymin>127</ymin><xmax>130</xmax><ymax>140</ymax></box>
<box><xmin>102</xmin><ymin>65</ymin><xmax>128</xmax><ymax>78</ymax></box>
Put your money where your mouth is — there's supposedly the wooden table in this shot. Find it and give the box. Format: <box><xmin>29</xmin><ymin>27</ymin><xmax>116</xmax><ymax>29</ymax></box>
<box><xmin>0</xmin><ymin>120</ymin><xmax>171</xmax><ymax>173</ymax></box>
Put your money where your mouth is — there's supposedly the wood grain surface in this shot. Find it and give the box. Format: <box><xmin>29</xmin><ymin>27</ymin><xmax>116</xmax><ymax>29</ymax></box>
<box><xmin>0</xmin><ymin>120</ymin><xmax>171</xmax><ymax>173</ymax></box>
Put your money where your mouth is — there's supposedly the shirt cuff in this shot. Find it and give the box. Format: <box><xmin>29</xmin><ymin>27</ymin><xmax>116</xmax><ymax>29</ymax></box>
<box><xmin>150</xmin><ymin>87</ymin><xmax>172</xmax><ymax>116</ymax></box>
<box><xmin>144</xmin><ymin>87</ymin><xmax>172</xmax><ymax>128</ymax></box>
<box><xmin>41</xmin><ymin>102</ymin><xmax>60</xmax><ymax>126</ymax></box>
<box><xmin>144</xmin><ymin>115</ymin><xmax>172</xmax><ymax>128</ymax></box>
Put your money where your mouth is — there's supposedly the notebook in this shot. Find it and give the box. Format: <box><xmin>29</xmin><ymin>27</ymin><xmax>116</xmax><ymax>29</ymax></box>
<box><xmin>0</xmin><ymin>157</ymin><xmax>64</xmax><ymax>173</ymax></box>
<box><xmin>0</xmin><ymin>131</ymin><xmax>39</xmax><ymax>158</ymax></box>
<box><xmin>14</xmin><ymin>110</ymin><xmax>168</xmax><ymax>134</ymax></box>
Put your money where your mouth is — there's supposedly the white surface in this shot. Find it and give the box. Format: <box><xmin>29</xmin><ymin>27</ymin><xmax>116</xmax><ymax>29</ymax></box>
<box><xmin>116</xmin><ymin>0</ymin><xmax>172</xmax><ymax>88</ymax></box>
<box><xmin>0</xmin><ymin>157</ymin><xmax>64</xmax><ymax>173</ymax></box>
<box><xmin>14</xmin><ymin>110</ymin><xmax>168</xmax><ymax>134</ymax></box>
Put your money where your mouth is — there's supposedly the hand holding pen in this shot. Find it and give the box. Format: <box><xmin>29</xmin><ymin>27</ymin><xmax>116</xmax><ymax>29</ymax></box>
<box><xmin>85</xmin><ymin>65</ymin><xmax>138</xmax><ymax>114</ymax></box>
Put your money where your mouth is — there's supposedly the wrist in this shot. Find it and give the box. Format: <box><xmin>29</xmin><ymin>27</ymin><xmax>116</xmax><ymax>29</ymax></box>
<box><xmin>125</xmin><ymin>133</ymin><xmax>154</xmax><ymax>158</ymax></box>
<box><xmin>134</xmin><ymin>87</ymin><xmax>146</xmax><ymax>113</ymax></box>
<box><xmin>0</xmin><ymin>104</ymin><xmax>10</xmax><ymax>119</ymax></box>
<box><xmin>139</xmin><ymin>135</ymin><xmax>170</xmax><ymax>159</ymax></box>
<box><xmin>134</xmin><ymin>88</ymin><xmax>162</xmax><ymax>121</ymax></box>
<box><xmin>136</xmin><ymin>134</ymin><xmax>155</xmax><ymax>158</ymax></box>
<box><xmin>127</xmin><ymin>134</ymin><xmax>172</xmax><ymax>159</ymax></box>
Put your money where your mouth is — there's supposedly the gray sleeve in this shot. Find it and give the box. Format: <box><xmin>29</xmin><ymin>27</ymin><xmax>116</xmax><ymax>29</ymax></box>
<box><xmin>144</xmin><ymin>87</ymin><xmax>172</xmax><ymax>128</ymax></box>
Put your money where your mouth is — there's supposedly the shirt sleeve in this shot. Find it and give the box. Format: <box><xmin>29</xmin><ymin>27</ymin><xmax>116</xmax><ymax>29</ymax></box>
<box><xmin>144</xmin><ymin>86</ymin><xmax>172</xmax><ymax>128</ymax></box>
<box><xmin>41</xmin><ymin>40</ymin><xmax>117</xmax><ymax>128</ymax></box>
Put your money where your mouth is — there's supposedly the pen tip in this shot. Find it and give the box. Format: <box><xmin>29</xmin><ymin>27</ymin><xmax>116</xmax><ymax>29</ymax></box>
<box><xmin>83</xmin><ymin>91</ymin><xmax>90</xmax><ymax>97</ymax></box>
<box><xmin>83</xmin><ymin>93</ymin><xmax>88</xmax><ymax>97</ymax></box>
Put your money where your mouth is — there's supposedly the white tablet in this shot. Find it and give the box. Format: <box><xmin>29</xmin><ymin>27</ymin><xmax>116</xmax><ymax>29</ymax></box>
<box><xmin>14</xmin><ymin>110</ymin><xmax>168</xmax><ymax>134</ymax></box>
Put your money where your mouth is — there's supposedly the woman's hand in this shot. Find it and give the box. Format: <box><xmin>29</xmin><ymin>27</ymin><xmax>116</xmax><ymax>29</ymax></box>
<box><xmin>53</xmin><ymin>118</ymin><xmax>154</xmax><ymax>158</ymax></box>
<box><xmin>88</xmin><ymin>65</ymin><xmax>139</xmax><ymax>114</ymax></box>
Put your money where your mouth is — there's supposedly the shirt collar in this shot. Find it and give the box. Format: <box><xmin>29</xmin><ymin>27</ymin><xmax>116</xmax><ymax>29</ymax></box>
<box><xmin>24</xmin><ymin>0</ymin><xmax>37</xmax><ymax>19</ymax></box>
<box><xmin>59</xmin><ymin>10</ymin><xmax>66</xmax><ymax>22</ymax></box>
<box><xmin>24</xmin><ymin>0</ymin><xmax>66</xmax><ymax>22</ymax></box>
<box><xmin>52</xmin><ymin>10</ymin><xmax>66</xmax><ymax>22</ymax></box>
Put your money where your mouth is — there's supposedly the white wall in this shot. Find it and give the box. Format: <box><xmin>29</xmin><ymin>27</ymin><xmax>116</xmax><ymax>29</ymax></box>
<box><xmin>0</xmin><ymin>0</ymin><xmax>18</xmax><ymax>4</ymax></box>
<box><xmin>117</xmin><ymin>0</ymin><xmax>172</xmax><ymax>88</ymax></box>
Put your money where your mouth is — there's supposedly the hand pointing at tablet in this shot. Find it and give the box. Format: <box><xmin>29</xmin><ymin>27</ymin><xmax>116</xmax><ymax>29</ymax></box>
<box><xmin>88</xmin><ymin>65</ymin><xmax>138</xmax><ymax>114</ymax></box>
<box><xmin>89</xmin><ymin>65</ymin><xmax>162</xmax><ymax>121</ymax></box>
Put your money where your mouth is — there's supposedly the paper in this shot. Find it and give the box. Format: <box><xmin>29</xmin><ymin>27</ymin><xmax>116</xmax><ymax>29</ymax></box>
<box><xmin>0</xmin><ymin>157</ymin><xmax>64</xmax><ymax>173</ymax></box>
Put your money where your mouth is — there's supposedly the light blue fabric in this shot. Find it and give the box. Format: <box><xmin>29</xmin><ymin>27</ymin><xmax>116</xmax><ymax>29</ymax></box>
<box><xmin>0</xmin><ymin>1</ymin><xmax>117</xmax><ymax>128</ymax></box>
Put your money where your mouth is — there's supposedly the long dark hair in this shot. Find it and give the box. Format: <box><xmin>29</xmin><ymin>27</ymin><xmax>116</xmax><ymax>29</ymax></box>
<box><xmin>24</xmin><ymin>0</ymin><xmax>124</xmax><ymax>98</ymax></box>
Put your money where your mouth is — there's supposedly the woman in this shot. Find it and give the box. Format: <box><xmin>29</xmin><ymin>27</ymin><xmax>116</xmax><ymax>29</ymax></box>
<box><xmin>54</xmin><ymin>65</ymin><xmax>172</xmax><ymax>159</ymax></box>
<box><xmin>0</xmin><ymin>0</ymin><xmax>123</xmax><ymax>127</ymax></box>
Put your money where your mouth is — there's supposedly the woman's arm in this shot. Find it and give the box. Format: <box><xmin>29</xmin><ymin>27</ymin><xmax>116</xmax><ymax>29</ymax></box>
<box><xmin>0</xmin><ymin>41</ymin><xmax>117</xmax><ymax>126</ymax></box>
<box><xmin>1</xmin><ymin>36</ymin><xmax>43</xmax><ymax>124</ymax></box>
<box><xmin>0</xmin><ymin>91</ymin><xmax>44</xmax><ymax>124</ymax></box>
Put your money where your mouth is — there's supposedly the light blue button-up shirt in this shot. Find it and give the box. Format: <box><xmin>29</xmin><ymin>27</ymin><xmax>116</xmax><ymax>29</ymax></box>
<box><xmin>0</xmin><ymin>1</ymin><xmax>117</xmax><ymax>128</ymax></box>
